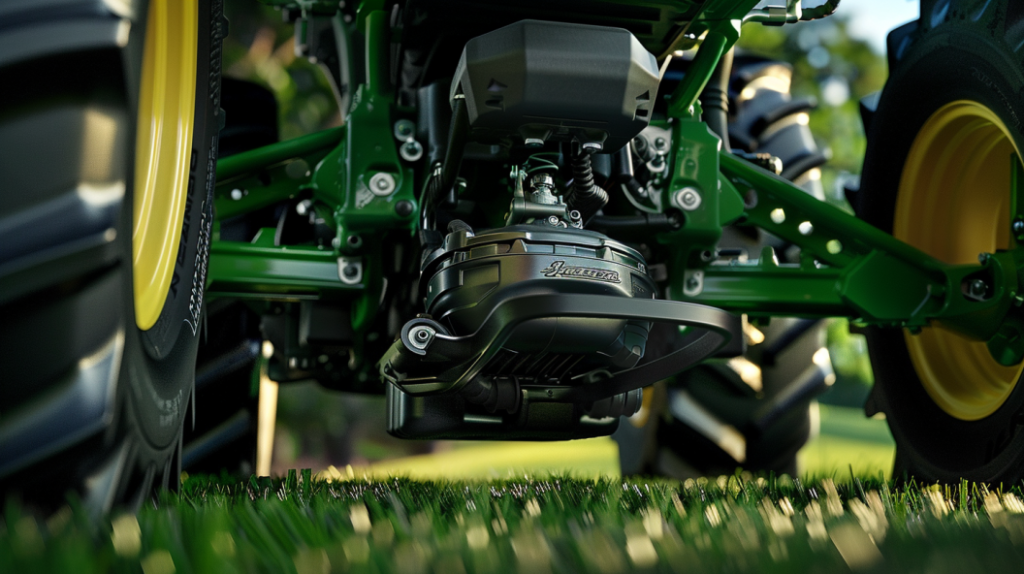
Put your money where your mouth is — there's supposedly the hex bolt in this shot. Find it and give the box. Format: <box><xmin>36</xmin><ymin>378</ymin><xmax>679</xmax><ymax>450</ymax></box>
<box><xmin>394</xmin><ymin>200</ymin><xmax>414</xmax><ymax>217</ymax></box>
<box><xmin>392</xmin><ymin>119</ymin><xmax>415</xmax><ymax>141</ymax></box>
<box><xmin>654</xmin><ymin>137</ymin><xmax>668</xmax><ymax>152</ymax></box>
<box><xmin>369</xmin><ymin>172</ymin><xmax>396</xmax><ymax>196</ymax></box>
<box><xmin>676</xmin><ymin>187</ymin><xmax>702</xmax><ymax>211</ymax></box>
<box><xmin>582</xmin><ymin>141</ymin><xmax>603</xmax><ymax>153</ymax></box>
<box><xmin>970</xmin><ymin>279</ymin><xmax>988</xmax><ymax>299</ymax></box>
<box><xmin>686</xmin><ymin>276</ymin><xmax>700</xmax><ymax>290</ymax></box>
<box><xmin>408</xmin><ymin>325</ymin><xmax>436</xmax><ymax>350</ymax></box>
<box><xmin>399</xmin><ymin>140</ymin><xmax>423</xmax><ymax>162</ymax></box>
<box><xmin>547</xmin><ymin>215</ymin><xmax>560</xmax><ymax>226</ymax></box>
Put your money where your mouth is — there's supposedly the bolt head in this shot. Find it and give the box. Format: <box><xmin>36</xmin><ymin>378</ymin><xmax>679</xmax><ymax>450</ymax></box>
<box><xmin>399</xmin><ymin>139</ymin><xmax>423</xmax><ymax>162</ymax></box>
<box><xmin>676</xmin><ymin>188</ymin><xmax>701</xmax><ymax>211</ymax></box>
<box><xmin>393</xmin><ymin>119</ymin><xmax>415</xmax><ymax>141</ymax></box>
<box><xmin>394</xmin><ymin>200</ymin><xmax>414</xmax><ymax>217</ymax></box>
<box><xmin>368</xmin><ymin>172</ymin><xmax>396</xmax><ymax>196</ymax></box>
<box><xmin>547</xmin><ymin>215</ymin><xmax>560</xmax><ymax>225</ymax></box>
<box><xmin>970</xmin><ymin>279</ymin><xmax>988</xmax><ymax>298</ymax></box>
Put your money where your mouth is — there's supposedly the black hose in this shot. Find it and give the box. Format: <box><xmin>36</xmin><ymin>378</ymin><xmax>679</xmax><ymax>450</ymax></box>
<box><xmin>800</xmin><ymin>0</ymin><xmax>840</xmax><ymax>21</ymax></box>
<box><xmin>566</xmin><ymin>150</ymin><xmax>609</xmax><ymax>223</ymax></box>
<box><xmin>700</xmin><ymin>47</ymin><xmax>733</xmax><ymax>152</ymax></box>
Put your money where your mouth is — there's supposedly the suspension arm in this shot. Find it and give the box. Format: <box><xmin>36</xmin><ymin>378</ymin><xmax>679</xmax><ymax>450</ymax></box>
<box><xmin>682</xmin><ymin>152</ymin><xmax>1018</xmax><ymax>342</ymax></box>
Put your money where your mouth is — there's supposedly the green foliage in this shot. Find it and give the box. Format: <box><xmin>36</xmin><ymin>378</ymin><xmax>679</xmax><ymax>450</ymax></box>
<box><xmin>738</xmin><ymin>16</ymin><xmax>887</xmax><ymax>204</ymax></box>
<box><xmin>223</xmin><ymin>0</ymin><xmax>341</xmax><ymax>140</ymax></box>
<box><xmin>5</xmin><ymin>474</ymin><xmax>1024</xmax><ymax>573</ymax></box>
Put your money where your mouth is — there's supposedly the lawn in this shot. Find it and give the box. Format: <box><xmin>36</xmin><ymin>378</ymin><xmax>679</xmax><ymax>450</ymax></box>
<box><xmin>9</xmin><ymin>406</ymin><xmax>1024</xmax><ymax>574</ymax></box>
<box><xmin>5</xmin><ymin>472</ymin><xmax>1024</xmax><ymax>573</ymax></box>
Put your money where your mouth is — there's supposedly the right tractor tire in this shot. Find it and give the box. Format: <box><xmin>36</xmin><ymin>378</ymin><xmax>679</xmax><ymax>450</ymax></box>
<box><xmin>855</xmin><ymin>0</ymin><xmax>1024</xmax><ymax>484</ymax></box>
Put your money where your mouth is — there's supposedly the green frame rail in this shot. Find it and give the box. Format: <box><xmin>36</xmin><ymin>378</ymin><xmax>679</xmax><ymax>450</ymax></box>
<box><xmin>207</xmin><ymin>0</ymin><xmax>1024</xmax><ymax>366</ymax></box>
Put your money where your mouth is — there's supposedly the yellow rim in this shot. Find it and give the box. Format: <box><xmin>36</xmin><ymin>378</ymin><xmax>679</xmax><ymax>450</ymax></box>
<box><xmin>132</xmin><ymin>0</ymin><xmax>198</xmax><ymax>331</ymax></box>
<box><xmin>895</xmin><ymin>100</ymin><xmax>1024</xmax><ymax>420</ymax></box>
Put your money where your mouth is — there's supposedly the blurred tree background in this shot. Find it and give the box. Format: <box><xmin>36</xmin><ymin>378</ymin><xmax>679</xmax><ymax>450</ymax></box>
<box><xmin>219</xmin><ymin>0</ymin><xmax>891</xmax><ymax>472</ymax></box>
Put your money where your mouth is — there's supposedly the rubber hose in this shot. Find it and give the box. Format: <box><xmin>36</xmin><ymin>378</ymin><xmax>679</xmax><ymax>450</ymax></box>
<box><xmin>700</xmin><ymin>47</ymin><xmax>733</xmax><ymax>152</ymax></box>
<box><xmin>567</xmin><ymin>151</ymin><xmax>609</xmax><ymax>223</ymax></box>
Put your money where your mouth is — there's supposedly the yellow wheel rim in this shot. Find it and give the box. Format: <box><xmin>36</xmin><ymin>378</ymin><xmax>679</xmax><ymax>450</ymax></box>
<box><xmin>896</xmin><ymin>100</ymin><xmax>1024</xmax><ymax>420</ymax></box>
<box><xmin>133</xmin><ymin>0</ymin><xmax>198</xmax><ymax>331</ymax></box>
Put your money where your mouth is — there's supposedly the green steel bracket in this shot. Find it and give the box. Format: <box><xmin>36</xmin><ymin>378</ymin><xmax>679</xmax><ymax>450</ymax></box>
<box><xmin>214</xmin><ymin>127</ymin><xmax>344</xmax><ymax>221</ymax></box>
<box><xmin>207</xmin><ymin>228</ymin><xmax>361</xmax><ymax>300</ymax></box>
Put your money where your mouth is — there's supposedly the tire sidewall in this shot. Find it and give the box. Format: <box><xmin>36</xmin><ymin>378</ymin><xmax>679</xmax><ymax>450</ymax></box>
<box><xmin>118</xmin><ymin>0</ymin><xmax>221</xmax><ymax>454</ymax></box>
<box><xmin>861</xmin><ymin>22</ymin><xmax>1024</xmax><ymax>481</ymax></box>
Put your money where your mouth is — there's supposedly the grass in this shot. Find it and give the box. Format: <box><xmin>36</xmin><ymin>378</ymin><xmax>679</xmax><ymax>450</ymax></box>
<box><xmin>5</xmin><ymin>471</ymin><xmax>1024</xmax><ymax>574</ymax></box>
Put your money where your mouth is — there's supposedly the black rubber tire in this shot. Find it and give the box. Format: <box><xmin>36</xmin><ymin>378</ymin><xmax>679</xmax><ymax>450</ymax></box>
<box><xmin>0</xmin><ymin>0</ymin><xmax>224</xmax><ymax>513</ymax></box>
<box><xmin>615</xmin><ymin>58</ymin><xmax>829</xmax><ymax>479</ymax></box>
<box><xmin>856</xmin><ymin>1</ymin><xmax>1024</xmax><ymax>484</ymax></box>
<box><xmin>181</xmin><ymin>78</ymin><xmax>278</xmax><ymax>478</ymax></box>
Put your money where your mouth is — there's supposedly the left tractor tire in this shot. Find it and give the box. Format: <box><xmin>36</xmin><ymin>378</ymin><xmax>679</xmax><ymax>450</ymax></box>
<box><xmin>856</xmin><ymin>0</ymin><xmax>1024</xmax><ymax>484</ymax></box>
<box><xmin>0</xmin><ymin>0</ymin><xmax>224</xmax><ymax>513</ymax></box>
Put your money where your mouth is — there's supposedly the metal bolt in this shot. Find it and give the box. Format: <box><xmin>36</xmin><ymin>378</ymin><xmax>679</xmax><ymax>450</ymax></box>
<box><xmin>970</xmin><ymin>279</ymin><xmax>988</xmax><ymax>299</ymax></box>
<box><xmin>979</xmin><ymin>252</ymin><xmax>992</xmax><ymax>265</ymax></box>
<box><xmin>523</xmin><ymin>137</ymin><xmax>545</xmax><ymax>147</ymax></box>
<box><xmin>582</xmin><ymin>141</ymin><xmax>603</xmax><ymax>153</ymax></box>
<box><xmin>569</xmin><ymin>210</ymin><xmax>581</xmax><ymax>220</ymax></box>
<box><xmin>676</xmin><ymin>187</ymin><xmax>702</xmax><ymax>211</ymax></box>
<box><xmin>230</xmin><ymin>188</ymin><xmax>245</xmax><ymax>200</ymax></box>
<box><xmin>654</xmin><ymin>137</ymin><xmax>668</xmax><ymax>152</ymax></box>
<box><xmin>408</xmin><ymin>325</ymin><xmax>436</xmax><ymax>350</ymax></box>
<box><xmin>547</xmin><ymin>215</ymin><xmax>560</xmax><ymax>226</ymax></box>
<box><xmin>369</xmin><ymin>172</ymin><xmax>396</xmax><ymax>196</ymax></box>
<box><xmin>394</xmin><ymin>200</ymin><xmax>414</xmax><ymax>217</ymax></box>
<box><xmin>648</xmin><ymin>156</ymin><xmax>667</xmax><ymax>174</ymax></box>
<box><xmin>1014</xmin><ymin>217</ymin><xmax>1024</xmax><ymax>239</ymax></box>
<box><xmin>399</xmin><ymin>139</ymin><xmax>423</xmax><ymax>162</ymax></box>
<box><xmin>393</xmin><ymin>119</ymin><xmax>415</xmax><ymax>141</ymax></box>
<box><xmin>686</xmin><ymin>276</ymin><xmax>700</xmax><ymax>290</ymax></box>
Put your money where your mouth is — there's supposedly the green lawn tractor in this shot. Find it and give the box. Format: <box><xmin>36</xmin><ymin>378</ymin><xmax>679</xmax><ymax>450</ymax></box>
<box><xmin>4</xmin><ymin>0</ymin><xmax>1024</xmax><ymax>512</ymax></box>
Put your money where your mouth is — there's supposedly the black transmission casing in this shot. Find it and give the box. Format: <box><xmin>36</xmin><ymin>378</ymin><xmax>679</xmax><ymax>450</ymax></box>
<box><xmin>452</xmin><ymin>19</ymin><xmax>660</xmax><ymax>151</ymax></box>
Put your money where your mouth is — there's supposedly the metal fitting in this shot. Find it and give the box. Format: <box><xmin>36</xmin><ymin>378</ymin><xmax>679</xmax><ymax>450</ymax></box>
<box><xmin>675</xmin><ymin>187</ymin><xmax>702</xmax><ymax>211</ymax></box>
<box><xmin>407</xmin><ymin>325</ymin><xmax>436</xmax><ymax>350</ymax></box>
<box><xmin>369</xmin><ymin>172</ymin><xmax>396</xmax><ymax>197</ymax></box>
<box><xmin>392</xmin><ymin>119</ymin><xmax>415</xmax><ymax>141</ymax></box>
<box><xmin>337</xmin><ymin>257</ymin><xmax>363</xmax><ymax>285</ymax></box>
<box><xmin>529</xmin><ymin>173</ymin><xmax>559</xmax><ymax>205</ymax></box>
<box><xmin>399</xmin><ymin>140</ymin><xmax>423</xmax><ymax>162</ymax></box>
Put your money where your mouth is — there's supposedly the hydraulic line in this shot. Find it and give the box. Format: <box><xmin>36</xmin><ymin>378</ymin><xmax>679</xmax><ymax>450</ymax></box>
<box><xmin>701</xmin><ymin>47</ymin><xmax>733</xmax><ymax>152</ymax></box>
<box><xmin>566</xmin><ymin>149</ymin><xmax>609</xmax><ymax>224</ymax></box>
